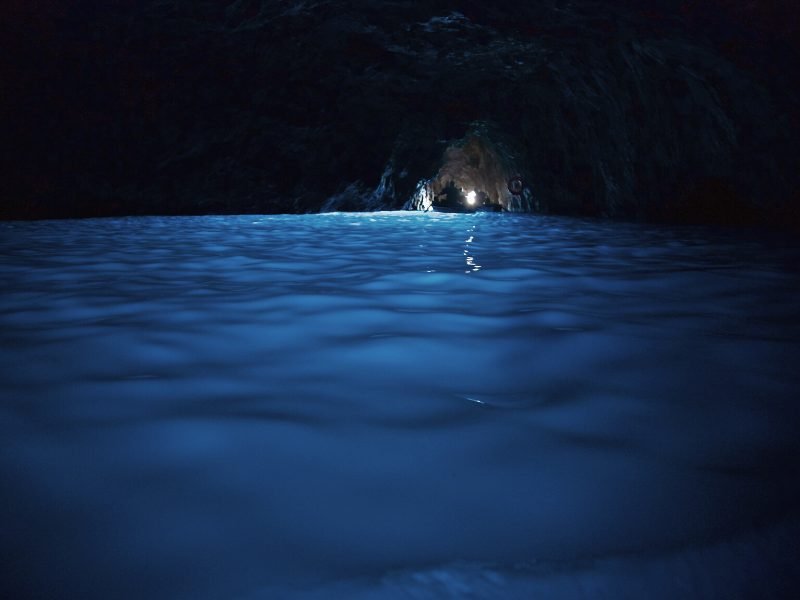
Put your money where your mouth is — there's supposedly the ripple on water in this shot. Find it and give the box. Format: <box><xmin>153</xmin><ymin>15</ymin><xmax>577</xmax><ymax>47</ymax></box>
<box><xmin>1</xmin><ymin>213</ymin><xmax>799</xmax><ymax>599</ymax></box>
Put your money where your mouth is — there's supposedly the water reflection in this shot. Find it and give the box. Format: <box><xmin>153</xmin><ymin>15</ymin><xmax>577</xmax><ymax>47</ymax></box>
<box><xmin>464</xmin><ymin>223</ymin><xmax>481</xmax><ymax>272</ymax></box>
<box><xmin>1</xmin><ymin>213</ymin><xmax>799</xmax><ymax>599</ymax></box>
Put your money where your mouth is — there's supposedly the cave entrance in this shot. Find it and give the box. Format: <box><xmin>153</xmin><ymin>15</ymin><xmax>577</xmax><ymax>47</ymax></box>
<box><xmin>408</xmin><ymin>133</ymin><xmax>524</xmax><ymax>212</ymax></box>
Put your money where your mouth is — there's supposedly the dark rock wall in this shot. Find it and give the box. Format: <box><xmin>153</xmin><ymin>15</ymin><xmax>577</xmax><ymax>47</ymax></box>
<box><xmin>4</xmin><ymin>1</ymin><xmax>798</xmax><ymax>227</ymax></box>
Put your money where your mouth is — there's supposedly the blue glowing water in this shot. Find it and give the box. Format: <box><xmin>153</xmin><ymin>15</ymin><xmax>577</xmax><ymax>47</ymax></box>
<box><xmin>1</xmin><ymin>212</ymin><xmax>799</xmax><ymax>599</ymax></box>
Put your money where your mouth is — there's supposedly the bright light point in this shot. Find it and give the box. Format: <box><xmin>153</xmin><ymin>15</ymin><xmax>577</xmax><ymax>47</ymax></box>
<box><xmin>466</xmin><ymin>191</ymin><xmax>477</xmax><ymax>205</ymax></box>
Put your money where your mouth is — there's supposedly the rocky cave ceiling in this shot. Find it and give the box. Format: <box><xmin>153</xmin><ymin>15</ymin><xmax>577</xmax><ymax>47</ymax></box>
<box><xmin>4</xmin><ymin>0</ymin><xmax>799</xmax><ymax>227</ymax></box>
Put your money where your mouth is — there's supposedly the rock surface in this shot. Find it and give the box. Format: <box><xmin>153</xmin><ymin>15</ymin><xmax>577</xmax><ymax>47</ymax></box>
<box><xmin>4</xmin><ymin>1</ymin><xmax>799</xmax><ymax>226</ymax></box>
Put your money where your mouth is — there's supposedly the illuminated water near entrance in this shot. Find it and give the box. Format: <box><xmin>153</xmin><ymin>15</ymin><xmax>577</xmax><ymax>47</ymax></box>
<box><xmin>1</xmin><ymin>212</ymin><xmax>799</xmax><ymax>599</ymax></box>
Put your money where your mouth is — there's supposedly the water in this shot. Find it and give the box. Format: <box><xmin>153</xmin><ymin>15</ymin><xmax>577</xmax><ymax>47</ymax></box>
<box><xmin>1</xmin><ymin>212</ymin><xmax>799</xmax><ymax>599</ymax></box>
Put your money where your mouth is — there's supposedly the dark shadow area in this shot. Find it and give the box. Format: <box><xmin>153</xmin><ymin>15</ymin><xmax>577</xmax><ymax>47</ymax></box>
<box><xmin>2</xmin><ymin>1</ymin><xmax>798</xmax><ymax>229</ymax></box>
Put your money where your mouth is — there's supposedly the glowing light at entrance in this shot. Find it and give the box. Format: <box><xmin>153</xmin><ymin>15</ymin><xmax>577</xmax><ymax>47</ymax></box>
<box><xmin>466</xmin><ymin>190</ymin><xmax>476</xmax><ymax>205</ymax></box>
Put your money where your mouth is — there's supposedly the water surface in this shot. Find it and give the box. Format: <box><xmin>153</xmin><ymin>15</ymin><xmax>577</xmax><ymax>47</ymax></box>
<box><xmin>1</xmin><ymin>213</ymin><xmax>799</xmax><ymax>599</ymax></box>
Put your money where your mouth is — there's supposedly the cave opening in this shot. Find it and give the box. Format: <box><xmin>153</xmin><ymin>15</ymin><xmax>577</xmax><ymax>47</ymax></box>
<box><xmin>406</xmin><ymin>130</ymin><xmax>534</xmax><ymax>213</ymax></box>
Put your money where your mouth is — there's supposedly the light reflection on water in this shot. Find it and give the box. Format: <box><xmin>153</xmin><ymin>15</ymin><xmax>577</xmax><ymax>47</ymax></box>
<box><xmin>1</xmin><ymin>212</ymin><xmax>799</xmax><ymax>599</ymax></box>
